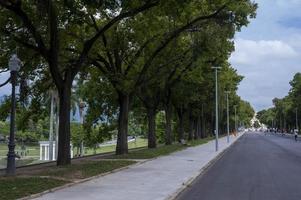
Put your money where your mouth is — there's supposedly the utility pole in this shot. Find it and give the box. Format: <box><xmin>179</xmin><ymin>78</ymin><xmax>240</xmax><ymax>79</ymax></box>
<box><xmin>234</xmin><ymin>105</ymin><xmax>237</xmax><ymax>133</ymax></box>
<box><xmin>296</xmin><ymin>108</ymin><xmax>299</xmax><ymax>131</ymax></box>
<box><xmin>212</xmin><ymin>66</ymin><xmax>221</xmax><ymax>151</ymax></box>
<box><xmin>225</xmin><ymin>91</ymin><xmax>230</xmax><ymax>143</ymax></box>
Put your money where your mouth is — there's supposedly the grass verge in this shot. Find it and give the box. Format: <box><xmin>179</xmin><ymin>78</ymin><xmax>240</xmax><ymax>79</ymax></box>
<box><xmin>111</xmin><ymin>144</ymin><xmax>186</xmax><ymax>159</ymax></box>
<box><xmin>110</xmin><ymin>137</ymin><xmax>214</xmax><ymax>159</ymax></box>
<box><xmin>38</xmin><ymin>160</ymin><xmax>136</xmax><ymax>180</ymax></box>
<box><xmin>1</xmin><ymin>160</ymin><xmax>136</xmax><ymax>199</ymax></box>
<box><xmin>0</xmin><ymin>177</ymin><xmax>67</xmax><ymax>200</ymax></box>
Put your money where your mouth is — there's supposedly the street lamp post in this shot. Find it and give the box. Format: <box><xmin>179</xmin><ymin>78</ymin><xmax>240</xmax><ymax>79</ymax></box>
<box><xmin>296</xmin><ymin>108</ymin><xmax>299</xmax><ymax>131</ymax></box>
<box><xmin>225</xmin><ymin>91</ymin><xmax>230</xmax><ymax>143</ymax></box>
<box><xmin>212</xmin><ymin>66</ymin><xmax>221</xmax><ymax>152</ymax></box>
<box><xmin>6</xmin><ymin>54</ymin><xmax>21</xmax><ymax>176</ymax></box>
<box><xmin>234</xmin><ymin>105</ymin><xmax>237</xmax><ymax>133</ymax></box>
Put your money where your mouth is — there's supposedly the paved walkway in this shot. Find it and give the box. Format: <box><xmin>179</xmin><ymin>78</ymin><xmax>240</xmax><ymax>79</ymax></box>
<box><xmin>34</xmin><ymin>133</ymin><xmax>244</xmax><ymax>200</ymax></box>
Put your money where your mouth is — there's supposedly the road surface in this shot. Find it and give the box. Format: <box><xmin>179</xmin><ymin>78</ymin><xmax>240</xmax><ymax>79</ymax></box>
<box><xmin>176</xmin><ymin>132</ymin><xmax>301</xmax><ymax>200</ymax></box>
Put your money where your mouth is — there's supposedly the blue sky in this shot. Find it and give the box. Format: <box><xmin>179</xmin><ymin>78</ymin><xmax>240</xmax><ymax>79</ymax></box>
<box><xmin>230</xmin><ymin>0</ymin><xmax>301</xmax><ymax>111</ymax></box>
<box><xmin>1</xmin><ymin>0</ymin><xmax>301</xmax><ymax>112</ymax></box>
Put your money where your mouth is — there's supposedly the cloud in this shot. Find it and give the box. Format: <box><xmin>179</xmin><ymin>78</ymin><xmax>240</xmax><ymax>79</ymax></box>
<box><xmin>230</xmin><ymin>39</ymin><xmax>298</xmax><ymax>65</ymax></box>
<box><xmin>230</xmin><ymin>38</ymin><xmax>301</xmax><ymax>111</ymax></box>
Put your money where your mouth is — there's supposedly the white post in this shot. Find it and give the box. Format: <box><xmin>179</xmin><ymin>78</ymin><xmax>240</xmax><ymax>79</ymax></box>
<box><xmin>225</xmin><ymin>91</ymin><xmax>230</xmax><ymax>143</ymax></box>
<box><xmin>212</xmin><ymin>66</ymin><xmax>221</xmax><ymax>152</ymax></box>
<box><xmin>40</xmin><ymin>144</ymin><xmax>42</xmax><ymax>160</ymax></box>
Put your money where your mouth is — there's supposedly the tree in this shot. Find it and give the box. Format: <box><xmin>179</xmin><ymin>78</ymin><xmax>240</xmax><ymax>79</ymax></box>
<box><xmin>0</xmin><ymin>0</ymin><xmax>160</xmax><ymax>165</ymax></box>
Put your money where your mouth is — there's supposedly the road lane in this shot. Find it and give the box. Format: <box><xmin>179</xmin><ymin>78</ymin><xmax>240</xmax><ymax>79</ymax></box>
<box><xmin>176</xmin><ymin>132</ymin><xmax>301</xmax><ymax>200</ymax></box>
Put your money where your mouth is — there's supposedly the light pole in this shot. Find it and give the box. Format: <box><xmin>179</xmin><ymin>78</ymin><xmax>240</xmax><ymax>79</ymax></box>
<box><xmin>6</xmin><ymin>54</ymin><xmax>21</xmax><ymax>176</ymax></box>
<box><xmin>212</xmin><ymin>66</ymin><xmax>221</xmax><ymax>151</ymax></box>
<box><xmin>225</xmin><ymin>91</ymin><xmax>230</xmax><ymax>143</ymax></box>
<box><xmin>296</xmin><ymin>108</ymin><xmax>299</xmax><ymax>131</ymax></box>
<box><xmin>234</xmin><ymin>105</ymin><xmax>237</xmax><ymax>133</ymax></box>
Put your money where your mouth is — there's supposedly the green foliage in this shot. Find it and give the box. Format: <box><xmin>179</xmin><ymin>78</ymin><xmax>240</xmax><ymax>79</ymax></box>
<box><xmin>0</xmin><ymin>96</ymin><xmax>10</xmax><ymax>121</ymax></box>
<box><xmin>258</xmin><ymin>73</ymin><xmax>301</xmax><ymax>131</ymax></box>
<box><xmin>156</xmin><ymin>111</ymin><xmax>166</xmax><ymax>143</ymax></box>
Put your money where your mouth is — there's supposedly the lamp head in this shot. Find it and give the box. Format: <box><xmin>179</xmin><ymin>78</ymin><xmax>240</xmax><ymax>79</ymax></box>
<box><xmin>9</xmin><ymin>54</ymin><xmax>21</xmax><ymax>72</ymax></box>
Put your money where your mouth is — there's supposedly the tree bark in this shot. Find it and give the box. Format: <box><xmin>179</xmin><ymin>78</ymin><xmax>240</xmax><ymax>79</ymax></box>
<box><xmin>177</xmin><ymin>107</ymin><xmax>185</xmax><ymax>141</ymax></box>
<box><xmin>197</xmin><ymin>116</ymin><xmax>202</xmax><ymax>138</ymax></box>
<box><xmin>188</xmin><ymin>112</ymin><xmax>194</xmax><ymax>141</ymax></box>
<box><xmin>147</xmin><ymin>106</ymin><xmax>157</xmax><ymax>148</ymax></box>
<box><xmin>116</xmin><ymin>91</ymin><xmax>130</xmax><ymax>155</ymax></box>
<box><xmin>194</xmin><ymin>119</ymin><xmax>198</xmax><ymax>140</ymax></box>
<box><xmin>57</xmin><ymin>79</ymin><xmax>72</xmax><ymax>166</ymax></box>
<box><xmin>165</xmin><ymin>100</ymin><xmax>173</xmax><ymax>145</ymax></box>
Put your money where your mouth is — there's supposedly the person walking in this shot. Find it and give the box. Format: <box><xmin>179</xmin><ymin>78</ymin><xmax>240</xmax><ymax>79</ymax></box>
<box><xmin>294</xmin><ymin>129</ymin><xmax>298</xmax><ymax>141</ymax></box>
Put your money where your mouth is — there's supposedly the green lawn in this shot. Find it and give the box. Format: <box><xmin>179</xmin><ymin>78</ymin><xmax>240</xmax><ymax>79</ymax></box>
<box><xmin>0</xmin><ymin>160</ymin><xmax>136</xmax><ymax>199</ymax></box>
<box><xmin>38</xmin><ymin>160</ymin><xmax>136</xmax><ymax>180</ymax></box>
<box><xmin>0</xmin><ymin>177</ymin><xmax>67</xmax><ymax>200</ymax></box>
<box><xmin>84</xmin><ymin>138</ymin><xmax>147</xmax><ymax>155</ymax></box>
<box><xmin>110</xmin><ymin>137</ymin><xmax>214</xmax><ymax>159</ymax></box>
<box><xmin>0</xmin><ymin>138</ymin><xmax>147</xmax><ymax>169</ymax></box>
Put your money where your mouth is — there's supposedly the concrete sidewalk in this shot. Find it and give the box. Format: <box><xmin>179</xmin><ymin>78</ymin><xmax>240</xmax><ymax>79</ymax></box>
<box><xmin>34</xmin><ymin>133</ymin><xmax>244</xmax><ymax>200</ymax></box>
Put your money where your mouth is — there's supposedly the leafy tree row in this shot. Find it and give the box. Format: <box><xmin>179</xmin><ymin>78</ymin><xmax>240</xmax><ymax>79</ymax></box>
<box><xmin>0</xmin><ymin>0</ymin><xmax>257</xmax><ymax>166</ymax></box>
<box><xmin>257</xmin><ymin>73</ymin><xmax>301</xmax><ymax>132</ymax></box>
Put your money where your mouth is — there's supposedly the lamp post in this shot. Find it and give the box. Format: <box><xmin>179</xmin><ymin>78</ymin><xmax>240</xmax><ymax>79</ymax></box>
<box><xmin>6</xmin><ymin>54</ymin><xmax>21</xmax><ymax>176</ymax></box>
<box><xmin>296</xmin><ymin>108</ymin><xmax>299</xmax><ymax>131</ymax></box>
<box><xmin>212</xmin><ymin>66</ymin><xmax>221</xmax><ymax>151</ymax></box>
<box><xmin>234</xmin><ymin>105</ymin><xmax>237</xmax><ymax>133</ymax></box>
<box><xmin>225</xmin><ymin>91</ymin><xmax>230</xmax><ymax>143</ymax></box>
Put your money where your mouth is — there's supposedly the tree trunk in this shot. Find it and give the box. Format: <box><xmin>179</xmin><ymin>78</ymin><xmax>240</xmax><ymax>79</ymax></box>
<box><xmin>201</xmin><ymin>104</ymin><xmax>206</xmax><ymax>138</ymax></box>
<box><xmin>147</xmin><ymin>106</ymin><xmax>157</xmax><ymax>148</ymax></box>
<box><xmin>57</xmin><ymin>80</ymin><xmax>72</xmax><ymax>166</ymax></box>
<box><xmin>165</xmin><ymin>101</ymin><xmax>173</xmax><ymax>145</ymax></box>
<box><xmin>197</xmin><ymin>116</ymin><xmax>202</xmax><ymax>138</ymax></box>
<box><xmin>188</xmin><ymin>112</ymin><xmax>194</xmax><ymax>141</ymax></box>
<box><xmin>177</xmin><ymin>107</ymin><xmax>184</xmax><ymax>141</ymax></box>
<box><xmin>194</xmin><ymin>119</ymin><xmax>198</xmax><ymax>140</ymax></box>
<box><xmin>116</xmin><ymin>92</ymin><xmax>130</xmax><ymax>155</ymax></box>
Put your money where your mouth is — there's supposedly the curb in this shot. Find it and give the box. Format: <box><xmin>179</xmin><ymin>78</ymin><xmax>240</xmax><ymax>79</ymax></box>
<box><xmin>166</xmin><ymin>133</ymin><xmax>245</xmax><ymax>200</ymax></box>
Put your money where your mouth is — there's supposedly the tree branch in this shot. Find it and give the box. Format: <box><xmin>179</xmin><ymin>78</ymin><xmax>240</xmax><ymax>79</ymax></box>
<box><xmin>134</xmin><ymin>5</ymin><xmax>227</xmax><ymax>88</ymax></box>
<box><xmin>0</xmin><ymin>77</ymin><xmax>11</xmax><ymax>88</ymax></box>
<box><xmin>0</xmin><ymin>0</ymin><xmax>49</xmax><ymax>58</ymax></box>
<box><xmin>71</xmin><ymin>0</ymin><xmax>160</xmax><ymax>77</ymax></box>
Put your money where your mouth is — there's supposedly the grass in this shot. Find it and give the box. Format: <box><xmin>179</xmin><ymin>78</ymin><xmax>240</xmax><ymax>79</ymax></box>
<box><xmin>38</xmin><ymin>160</ymin><xmax>136</xmax><ymax>180</ymax></box>
<box><xmin>109</xmin><ymin>137</ymin><xmax>214</xmax><ymax>159</ymax></box>
<box><xmin>0</xmin><ymin>138</ymin><xmax>147</xmax><ymax>169</ymax></box>
<box><xmin>111</xmin><ymin>144</ymin><xmax>186</xmax><ymax>159</ymax></box>
<box><xmin>0</xmin><ymin>177</ymin><xmax>67</xmax><ymax>200</ymax></box>
<box><xmin>0</xmin><ymin>160</ymin><xmax>136</xmax><ymax>200</ymax></box>
<box><xmin>188</xmin><ymin>136</ymin><xmax>214</xmax><ymax>146</ymax></box>
<box><xmin>84</xmin><ymin>138</ymin><xmax>147</xmax><ymax>155</ymax></box>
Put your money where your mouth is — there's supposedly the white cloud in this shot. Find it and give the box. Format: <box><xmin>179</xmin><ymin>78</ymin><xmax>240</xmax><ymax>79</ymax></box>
<box><xmin>230</xmin><ymin>39</ymin><xmax>298</xmax><ymax>65</ymax></box>
<box><xmin>230</xmin><ymin>38</ymin><xmax>301</xmax><ymax>111</ymax></box>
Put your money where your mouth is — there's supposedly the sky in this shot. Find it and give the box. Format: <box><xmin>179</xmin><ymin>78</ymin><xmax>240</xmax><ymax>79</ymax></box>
<box><xmin>1</xmin><ymin>0</ymin><xmax>301</xmax><ymax>112</ymax></box>
<box><xmin>230</xmin><ymin>0</ymin><xmax>301</xmax><ymax>112</ymax></box>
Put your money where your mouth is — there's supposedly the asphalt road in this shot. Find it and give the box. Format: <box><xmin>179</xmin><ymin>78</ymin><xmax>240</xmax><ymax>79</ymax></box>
<box><xmin>176</xmin><ymin>132</ymin><xmax>301</xmax><ymax>200</ymax></box>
